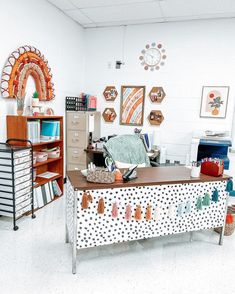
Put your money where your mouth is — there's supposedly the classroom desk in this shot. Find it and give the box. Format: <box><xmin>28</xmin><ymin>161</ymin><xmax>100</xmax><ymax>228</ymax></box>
<box><xmin>66</xmin><ymin>166</ymin><xmax>230</xmax><ymax>274</ymax></box>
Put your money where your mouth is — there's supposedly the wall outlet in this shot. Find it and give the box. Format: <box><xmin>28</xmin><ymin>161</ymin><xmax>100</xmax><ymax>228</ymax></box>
<box><xmin>166</xmin><ymin>159</ymin><xmax>170</xmax><ymax>164</ymax></box>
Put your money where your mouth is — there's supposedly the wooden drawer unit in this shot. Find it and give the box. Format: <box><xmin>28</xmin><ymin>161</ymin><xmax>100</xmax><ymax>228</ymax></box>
<box><xmin>67</xmin><ymin>148</ymin><xmax>86</xmax><ymax>165</ymax></box>
<box><xmin>67</xmin><ymin>130</ymin><xmax>87</xmax><ymax>148</ymax></box>
<box><xmin>67</xmin><ymin>163</ymin><xmax>86</xmax><ymax>171</ymax></box>
<box><xmin>67</xmin><ymin>112</ymin><xmax>86</xmax><ymax>130</ymax></box>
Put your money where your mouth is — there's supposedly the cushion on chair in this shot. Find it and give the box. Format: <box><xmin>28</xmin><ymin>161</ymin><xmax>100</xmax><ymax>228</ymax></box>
<box><xmin>104</xmin><ymin>134</ymin><xmax>150</xmax><ymax>167</ymax></box>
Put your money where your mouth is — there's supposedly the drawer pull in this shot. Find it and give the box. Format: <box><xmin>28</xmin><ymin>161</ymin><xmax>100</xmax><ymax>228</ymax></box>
<box><xmin>72</xmin><ymin>138</ymin><xmax>79</xmax><ymax>142</ymax></box>
<box><xmin>73</xmin><ymin>151</ymin><xmax>78</xmax><ymax>154</ymax></box>
<box><xmin>72</xmin><ymin>120</ymin><xmax>79</xmax><ymax>124</ymax></box>
<box><xmin>72</xmin><ymin>155</ymin><xmax>79</xmax><ymax>159</ymax></box>
<box><xmin>73</xmin><ymin>115</ymin><xmax>79</xmax><ymax>119</ymax></box>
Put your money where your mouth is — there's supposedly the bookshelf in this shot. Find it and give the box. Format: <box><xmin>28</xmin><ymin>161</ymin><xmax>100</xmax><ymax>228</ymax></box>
<box><xmin>6</xmin><ymin>116</ymin><xmax>64</xmax><ymax>204</ymax></box>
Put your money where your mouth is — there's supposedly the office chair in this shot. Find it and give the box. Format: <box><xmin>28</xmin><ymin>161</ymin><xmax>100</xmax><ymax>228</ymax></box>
<box><xmin>103</xmin><ymin>134</ymin><xmax>158</xmax><ymax>169</ymax></box>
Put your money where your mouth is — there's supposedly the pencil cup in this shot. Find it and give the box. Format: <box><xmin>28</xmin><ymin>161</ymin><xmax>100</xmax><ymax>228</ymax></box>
<box><xmin>191</xmin><ymin>166</ymin><xmax>201</xmax><ymax>178</ymax></box>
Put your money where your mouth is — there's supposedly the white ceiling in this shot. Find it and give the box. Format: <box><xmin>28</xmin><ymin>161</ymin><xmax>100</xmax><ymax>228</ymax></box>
<box><xmin>47</xmin><ymin>0</ymin><xmax>235</xmax><ymax>28</ymax></box>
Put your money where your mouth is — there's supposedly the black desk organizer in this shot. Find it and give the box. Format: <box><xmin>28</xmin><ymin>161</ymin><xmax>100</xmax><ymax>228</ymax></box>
<box><xmin>0</xmin><ymin>139</ymin><xmax>36</xmax><ymax>230</ymax></box>
<box><xmin>66</xmin><ymin>96</ymin><xmax>87</xmax><ymax>111</ymax></box>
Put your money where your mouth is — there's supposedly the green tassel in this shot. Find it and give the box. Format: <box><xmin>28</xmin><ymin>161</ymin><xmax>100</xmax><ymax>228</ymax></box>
<box><xmin>226</xmin><ymin>180</ymin><xmax>233</xmax><ymax>192</ymax></box>
<box><xmin>202</xmin><ymin>193</ymin><xmax>210</xmax><ymax>206</ymax></box>
<box><xmin>196</xmin><ymin>197</ymin><xmax>203</xmax><ymax>210</ymax></box>
<box><xmin>212</xmin><ymin>188</ymin><xmax>219</xmax><ymax>202</ymax></box>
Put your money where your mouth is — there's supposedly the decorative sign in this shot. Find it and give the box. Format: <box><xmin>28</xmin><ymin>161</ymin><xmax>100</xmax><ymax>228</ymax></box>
<box><xmin>103</xmin><ymin>86</ymin><xmax>118</xmax><ymax>101</ymax></box>
<box><xmin>1</xmin><ymin>45</ymin><xmax>54</xmax><ymax>100</ymax></box>
<box><xmin>102</xmin><ymin>108</ymin><xmax>117</xmax><ymax>123</ymax></box>
<box><xmin>120</xmin><ymin>85</ymin><xmax>145</xmax><ymax>126</ymax></box>
<box><xmin>139</xmin><ymin>42</ymin><xmax>167</xmax><ymax>71</ymax></box>
<box><xmin>148</xmin><ymin>110</ymin><xmax>164</xmax><ymax>125</ymax></box>
<box><xmin>149</xmin><ymin>87</ymin><xmax>166</xmax><ymax>103</ymax></box>
<box><xmin>200</xmin><ymin>86</ymin><xmax>229</xmax><ymax>118</ymax></box>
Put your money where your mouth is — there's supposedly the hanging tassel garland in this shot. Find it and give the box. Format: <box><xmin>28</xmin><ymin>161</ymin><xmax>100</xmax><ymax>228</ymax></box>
<box><xmin>202</xmin><ymin>193</ymin><xmax>210</xmax><ymax>206</ymax></box>
<box><xmin>226</xmin><ymin>180</ymin><xmax>233</xmax><ymax>192</ymax></box>
<box><xmin>111</xmin><ymin>202</ymin><xmax>118</xmax><ymax>218</ymax></box>
<box><xmin>97</xmin><ymin>197</ymin><xmax>105</xmax><ymax>214</ymax></box>
<box><xmin>154</xmin><ymin>204</ymin><xmax>162</xmax><ymax>221</ymax></box>
<box><xmin>185</xmin><ymin>201</ymin><xmax>191</xmax><ymax>214</ymax></box>
<box><xmin>125</xmin><ymin>204</ymin><xmax>132</xmax><ymax>221</ymax></box>
<box><xmin>177</xmin><ymin>203</ymin><xmax>184</xmax><ymax>217</ymax></box>
<box><xmin>135</xmin><ymin>205</ymin><xmax>142</xmax><ymax>221</ymax></box>
<box><xmin>196</xmin><ymin>197</ymin><xmax>203</xmax><ymax>210</ymax></box>
<box><xmin>87</xmin><ymin>192</ymin><xmax>93</xmax><ymax>203</ymax></box>
<box><xmin>145</xmin><ymin>205</ymin><xmax>152</xmax><ymax>221</ymax></box>
<box><xmin>168</xmin><ymin>205</ymin><xmax>176</xmax><ymax>219</ymax></box>
<box><xmin>212</xmin><ymin>188</ymin><xmax>219</xmax><ymax>202</ymax></box>
<box><xmin>81</xmin><ymin>192</ymin><xmax>89</xmax><ymax>209</ymax></box>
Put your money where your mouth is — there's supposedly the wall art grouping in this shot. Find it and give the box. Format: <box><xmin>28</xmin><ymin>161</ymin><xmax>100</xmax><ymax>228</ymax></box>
<box><xmin>1</xmin><ymin>45</ymin><xmax>54</xmax><ymax>100</ymax></box>
<box><xmin>200</xmin><ymin>86</ymin><xmax>229</xmax><ymax>119</ymax></box>
<box><xmin>102</xmin><ymin>85</ymin><xmax>166</xmax><ymax>126</ymax></box>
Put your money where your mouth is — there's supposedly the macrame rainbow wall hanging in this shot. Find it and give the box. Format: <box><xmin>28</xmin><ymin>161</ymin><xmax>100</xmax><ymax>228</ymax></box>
<box><xmin>1</xmin><ymin>45</ymin><xmax>54</xmax><ymax>100</ymax></box>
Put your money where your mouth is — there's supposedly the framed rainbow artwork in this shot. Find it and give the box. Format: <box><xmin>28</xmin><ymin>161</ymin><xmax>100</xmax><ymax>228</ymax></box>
<box><xmin>120</xmin><ymin>85</ymin><xmax>145</xmax><ymax>126</ymax></box>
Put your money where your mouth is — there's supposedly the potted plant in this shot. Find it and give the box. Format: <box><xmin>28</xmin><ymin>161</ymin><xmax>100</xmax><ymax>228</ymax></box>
<box><xmin>32</xmin><ymin>91</ymin><xmax>39</xmax><ymax>107</ymax></box>
<box><xmin>209</xmin><ymin>96</ymin><xmax>223</xmax><ymax>116</ymax></box>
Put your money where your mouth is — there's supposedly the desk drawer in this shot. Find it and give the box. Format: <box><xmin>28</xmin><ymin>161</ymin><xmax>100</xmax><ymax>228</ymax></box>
<box><xmin>67</xmin><ymin>130</ymin><xmax>86</xmax><ymax>148</ymax></box>
<box><xmin>67</xmin><ymin>163</ymin><xmax>86</xmax><ymax>171</ymax></box>
<box><xmin>67</xmin><ymin>112</ymin><xmax>86</xmax><ymax>130</ymax></box>
<box><xmin>67</xmin><ymin>148</ymin><xmax>86</xmax><ymax>164</ymax></box>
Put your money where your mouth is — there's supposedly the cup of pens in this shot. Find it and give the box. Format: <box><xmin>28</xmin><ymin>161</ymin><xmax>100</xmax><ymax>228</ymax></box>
<box><xmin>191</xmin><ymin>161</ymin><xmax>201</xmax><ymax>178</ymax></box>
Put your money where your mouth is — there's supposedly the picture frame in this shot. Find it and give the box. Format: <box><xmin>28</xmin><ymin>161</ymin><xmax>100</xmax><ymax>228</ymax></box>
<box><xmin>120</xmin><ymin>85</ymin><xmax>145</xmax><ymax>126</ymax></box>
<box><xmin>200</xmin><ymin>86</ymin><xmax>230</xmax><ymax>118</ymax></box>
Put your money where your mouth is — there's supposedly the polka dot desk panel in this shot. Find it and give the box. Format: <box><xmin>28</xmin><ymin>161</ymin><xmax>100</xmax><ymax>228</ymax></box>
<box><xmin>66</xmin><ymin>180</ymin><xmax>227</xmax><ymax>249</ymax></box>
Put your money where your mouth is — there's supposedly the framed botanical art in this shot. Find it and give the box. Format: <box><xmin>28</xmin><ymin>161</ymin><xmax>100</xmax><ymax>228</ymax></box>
<box><xmin>200</xmin><ymin>86</ymin><xmax>229</xmax><ymax>118</ymax></box>
<box><xmin>120</xmin><ymin>86</ymin><xmax>145</xmax><ymax>126</ymax></box>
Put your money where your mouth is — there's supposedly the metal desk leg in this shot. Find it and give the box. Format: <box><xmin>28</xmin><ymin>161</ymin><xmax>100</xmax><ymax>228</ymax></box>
<box><xmin>219</xmin><ymin>195</ymin><xmax>229</xmax><ymax>246</ymax></box>
<box><xmin>65</xmin><ymin>184</ymin><xmax>69</xmax><ymax>244</ymax></box>
<box><xmin>72</xmin><ymin>190</ymin><xmax>78</xmax><ymax>274</ymax></box>
<box><xmin>189</xmin><ymin>231</ymin><xmax>193</xmax><ymax>242</ymax></box>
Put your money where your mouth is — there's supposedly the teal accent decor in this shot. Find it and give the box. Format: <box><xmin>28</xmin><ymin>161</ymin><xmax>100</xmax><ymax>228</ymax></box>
<box><xmin>202</xmin><ymin>193</ymin><xmax>210</xmax><ymax>206</ymax></box>
<box><xmin>212</xmin><ymin>188</ymin><xmax>219</xmax><ymax>202</ymax></box>
<box><xmin>196</xmin><ymin>197</ymin><xmax>203</xmax><ymax>210</ymax></box>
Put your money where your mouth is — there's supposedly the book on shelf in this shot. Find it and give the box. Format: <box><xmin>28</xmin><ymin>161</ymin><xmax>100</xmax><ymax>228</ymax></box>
<box><xmin>37</xmin><ymin>171</ymin><xmax>59</xmax><ymax>179</ymax></box>
<box><xmin>40</xmin><ymin>120</ymin><xmax>60</xmax><ymax>142</ymax></box>
<box><xmin>27</xmin><ymin>120</ymin><xmax>40</xmax><ymax>143</ymax></box>
<box><xmin>34</xmin><ymin>181</ymin><xmax>56</xmax><ymax>208</ymax></box>
<box><xmin>52</xmin><ymin>180</ymin><xmax>62</xmax><ymax>197</ymax></box>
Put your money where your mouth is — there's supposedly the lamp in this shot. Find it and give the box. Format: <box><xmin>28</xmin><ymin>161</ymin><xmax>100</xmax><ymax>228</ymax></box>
<box><xmin>87</xmin><ymin>114</ymin><xmax>95</xmax><ymax>149</ymax></box>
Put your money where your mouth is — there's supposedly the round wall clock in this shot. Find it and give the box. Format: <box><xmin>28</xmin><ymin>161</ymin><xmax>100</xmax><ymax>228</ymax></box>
<box><xmin>139</xmin><ymin>42</ymin><xmax>167</xmax><ymax>71</ymax></box>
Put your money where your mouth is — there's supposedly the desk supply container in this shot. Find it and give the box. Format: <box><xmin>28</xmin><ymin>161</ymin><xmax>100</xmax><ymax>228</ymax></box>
<box><xmin>201</xmin><ymin>160</ymin><xmax>224</xmax><ymax>177</ymax></box>
<box><xmin>0</xmin><ymin>139</ymin><xmax>35</xmax><ymax>230</ymax></box>
<box><xmin>191</xmin><ymin>166</ymin><xmax>201</xmax><ymax>178</ymax></box>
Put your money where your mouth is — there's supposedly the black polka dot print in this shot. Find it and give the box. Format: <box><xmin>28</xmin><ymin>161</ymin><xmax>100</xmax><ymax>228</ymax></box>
<box><xmin>66</xmin><ymin>180</ymin><xmax>228</xmax><ymax>249</ymax></box>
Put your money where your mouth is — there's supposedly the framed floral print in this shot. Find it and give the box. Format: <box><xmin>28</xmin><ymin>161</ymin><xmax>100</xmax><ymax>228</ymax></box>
<box><xmin>200</xmin><ymin>86</ymin><xmax>229</xmax><ymax>118</ymax></box>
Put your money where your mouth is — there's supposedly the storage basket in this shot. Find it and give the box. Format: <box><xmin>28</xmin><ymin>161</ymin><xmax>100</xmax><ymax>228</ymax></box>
<box><xmin>214</xmin><ymin>206</ymin><xmax>235</xmax><ymax>236</ymax></box>
<box><xmin>35</xmin><ymin>152</ymin><xmax>48</xmax><ymax>162</ymax></box>
<box><xmin>87</xmin><ymin>169</ymin><xmax>115</xmax><ymax>184</ymax></box>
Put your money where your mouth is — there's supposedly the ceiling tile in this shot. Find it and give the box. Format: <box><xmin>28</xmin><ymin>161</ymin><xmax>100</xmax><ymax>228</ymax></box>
<box><xmin>160</xmin><ymin>0</ymin><xmax>235</xmax><ymax>18</ymax></box>
<box><xmin>65</xmin><ymin>9</ymin><xmax>94</xmax><ymax>24</ymax></box>
<box><xmin>47</xmin><ymin>0</ymin><xmax>76</xmax><ymax>10</ymax></box>
<box><xmin>80</xmin><ymin>2</ymin><xmax>162</xmax><ymax>23</ymax></box>
<box><xmin>70</xmin><ymin>0</ymin><xmax>156</xmax><ymax>9</ymax></box>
